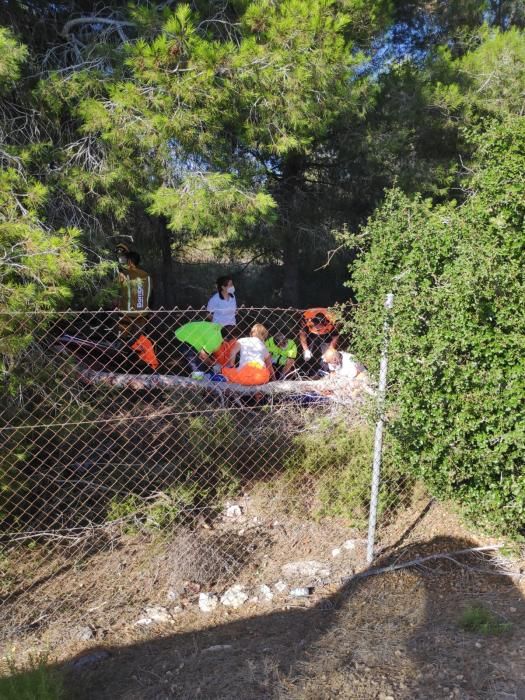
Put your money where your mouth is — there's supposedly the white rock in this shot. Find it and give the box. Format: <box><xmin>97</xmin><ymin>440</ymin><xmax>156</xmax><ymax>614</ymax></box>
<box><xmin>166</xmin><ymin>589</ymin><xmax>179</xmax><ymax>602</ymax></box>
<box><xmin>332</xmin><ymin>548</ymin><xmax>342</xmax><ymax>558</ymax></box>
<box><xmin>224</xmin><ymin>504</ymin><xmax>242</xmax><ymax>518</ymax></box>
<box><xmin>342</xmin><ymin>539</ymin><xmax>357</xmax><ymax>551</ymax></box>
<box><xmin>144</xmin><ymin>606</ymin><xmax>171</xmax><ymax>623</ymax></box>
<box><xmin>290</xmin><ymin>587</ymin><xmax>312</xmax><ymax>597</ymax></box>
<box><xmin>135</xmin><ymin>617</ymin><xmax>153</xmax><ymax>626</ymax></box>
<box><xmin>259</xmin><ymin>584</ymin><xmax>274</xmax><ymax>601</ymax></box>
<box><xmin>198</xmin><ymin>592</ymin><xmax>218</xmax><ymax>613</ymax></box>
<box><xmin>281</xmin><ymin>560</ymin><xmax>330</xmax><ymax>580</ymax></box>
<box><xmin>220</xmin><ymin>584</ymin><xmax>248</xmax><ymax>609</ymax></box>
<box><xmin>274</xmin><ymin>580</ymin><xmax>288</xmax><ymax>594</ymax></box>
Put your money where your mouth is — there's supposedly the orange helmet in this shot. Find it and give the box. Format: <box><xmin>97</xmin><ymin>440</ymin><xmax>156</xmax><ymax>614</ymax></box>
<box><xmin>303</xmin><ymin>308</ymin><xmax>336</xmax><ymax>335</ymax></box>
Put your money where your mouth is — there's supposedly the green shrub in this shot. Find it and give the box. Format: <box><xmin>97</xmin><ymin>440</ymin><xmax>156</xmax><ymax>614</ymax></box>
<box><xmin>0</xmin><ymin>652</ymin><xmax>63</xmax><ymax>700</ymax></box>
<box><xmin>347</xmin><ymin>115</ymin><xmax>525</xmax><ymax>535</ymax></box>
<box><xmin>286</xmin><ymin>419</ymin><xmax>411</xmax><ymax>526</ymax></box>
<box><xmin>459</xmin><ymin>604</ymin><xmax>511</xmax><ymax>635</ymax></box>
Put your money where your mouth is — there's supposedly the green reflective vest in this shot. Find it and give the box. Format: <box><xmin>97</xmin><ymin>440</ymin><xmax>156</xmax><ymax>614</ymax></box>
<box><xmin>265</xmin><ymin>337</ymin><xmax>298</xmax><ymax>366</ymax></box>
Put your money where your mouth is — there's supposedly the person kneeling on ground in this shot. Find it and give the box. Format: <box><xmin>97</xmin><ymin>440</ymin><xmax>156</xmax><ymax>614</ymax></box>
<box><xmin>322</xmin><ymin>347</ymin><xmax>365</xmax><ymax>380</ymax></box>
<box><xmin>212</xmin><ymin>326</ymin><xmax>239</xmax><ymax>373</ymax></box>
<box><xmin>299</xmin><ymin>308</ymin><xmax>339</xmax><ymax>377</ymax></box>
<box><xmin>174</xmin><ymin>320</ymin><xmax>225</xmax><ymax>378</ymax></box>
<box><xmin>222</xmin><ymin>324</ymin><xmax>275</xmax><ymax>386</ymax></box>
<box><xmin>266</xmin><ymin>332</ymin><xmax>297</xmax><ymax>378</ymax></box>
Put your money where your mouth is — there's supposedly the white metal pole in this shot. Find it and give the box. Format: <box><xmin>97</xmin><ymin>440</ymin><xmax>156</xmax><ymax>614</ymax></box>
<box><xmin>366</xmin><ymin>292</ymin><xmax>394</xmax><ymax>564</ymax></box>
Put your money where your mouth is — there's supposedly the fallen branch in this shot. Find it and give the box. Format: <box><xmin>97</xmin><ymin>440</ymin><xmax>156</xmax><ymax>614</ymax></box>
<box><xmin>61</xmin><ymin>16</ymin><xmax>136</xmax><ymax>38</ymax></box>
<box><xmin>77</xmin><ymin>366</ymin><xmax>365</xmax><ymax>401</ymax></box>
<box><xmin>341</xmin><ymin>545</ymin><xmax>524</xmax><ymax>583</ymax></box>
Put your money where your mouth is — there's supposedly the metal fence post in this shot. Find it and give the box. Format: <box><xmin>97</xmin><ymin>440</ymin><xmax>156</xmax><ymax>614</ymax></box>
<box><xmin>366</xmin><ymin>292</ymin><xmax>394</xmax><ymax>564</ymax></box>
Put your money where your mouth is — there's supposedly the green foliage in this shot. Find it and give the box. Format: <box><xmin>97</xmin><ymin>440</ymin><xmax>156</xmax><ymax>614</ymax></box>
<box><xmin>149</xmin><ymin>175</ymin><xmax>277</xmax><ymax>238</ymax></box>
<box><xmin>285</xmin><ymin>419</ymin><xmax>411</xmax><ymax>525</ymax></box>
<box><xmin>71</xmin><ymin>0</ymin><xmax>388</xmax><ymax>261</ymax></box>
<box><xmin>348</xmin><ymin>115</ymin><xmax>525</xmax><ymax>534</ymax></box>
<box><xmin>106</xmin><ymin>483</ymin><xmax>207</xmax><ymax>533</ymax></box>
<box><xmin>0</xmin><ymin>27</ymin><xmax>27</xmax><ymax>88</ymax></box>
<box><xmin>0</xmin><ymin>651</ymin><xmax>63</xmax><ymax>700</ymax></box>
<box><xmin>459</xmin><ymin>603</ymin><xmax>512</xmax><ymax>635</ymax></box>
<box><xmin>436</xmin><ymin>27</ymin><xmax>525</xmax><ymax>118</ymax></box>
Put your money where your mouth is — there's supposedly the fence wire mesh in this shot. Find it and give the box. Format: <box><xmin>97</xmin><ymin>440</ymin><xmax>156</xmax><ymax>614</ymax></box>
<box><xmin>0</xmin><ymin>307</ymin><xmax>414</xmax><ymax>646</ymax></box>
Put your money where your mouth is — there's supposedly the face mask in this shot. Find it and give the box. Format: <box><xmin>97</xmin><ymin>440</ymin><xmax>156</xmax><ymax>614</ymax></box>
<box><xmin>227</xmin><ymin>285</ymin><xmax>235</xmax><ymax>295</ymax></box>
<box><xmin>118</xmin><ymin>256</ymin><xmax>128</xmax><ymax>265</ymax></box>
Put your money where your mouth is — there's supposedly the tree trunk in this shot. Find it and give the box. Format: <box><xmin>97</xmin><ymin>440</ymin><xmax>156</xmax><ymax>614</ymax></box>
<box><xmin>282</xmin><ymin>231</ymin><xmax>300</xmax><ymax>307</ymax></box>
<box><xmin>279</xmin><ymin>155</ymin><xmax>304</xmax><ymax>308</ymax></box>
<box><xmin>159</xmin><ymin>220</ymin><xmax>176</xmax><ymax>308</ymax></box>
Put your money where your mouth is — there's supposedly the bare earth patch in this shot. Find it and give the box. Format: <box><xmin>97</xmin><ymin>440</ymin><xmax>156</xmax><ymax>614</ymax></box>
<box><xmin>2</xmin><ymin>496</ymin><xmax>524</xmax><ymax>699</ymax></box>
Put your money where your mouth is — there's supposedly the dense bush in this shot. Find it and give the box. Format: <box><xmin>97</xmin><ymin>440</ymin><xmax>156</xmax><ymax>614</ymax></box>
<box><xmin>348</xmin><ymin>116</ymin><xmax>525</xmax><ymax>535</ymax></box>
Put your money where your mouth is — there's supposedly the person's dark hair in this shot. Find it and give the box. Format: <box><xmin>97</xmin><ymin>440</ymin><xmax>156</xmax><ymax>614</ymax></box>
<box><xmin>221</xmin><ymin>325</ymin><xmax>238</xmax><ymax>340</ymax></box>
<box><xmin>128</xmin><ymin>251</ymin><xmax>141</xmax><ymax>266</ymax></box>
<box><xmin>216</xmin><ymin>275</ymin><xmax>233</xmax><ymax>293</ymax></box>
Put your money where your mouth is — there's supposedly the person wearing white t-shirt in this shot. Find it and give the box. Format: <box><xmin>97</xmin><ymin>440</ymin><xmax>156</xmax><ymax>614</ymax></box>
<box><xmin>222</xmin><ymin>324</ymin><xmax>275</xmax><ymax>385</ymax></box>
<box><xmin>206</xmin><ymin>275</ymin><xmax>237</xmax><ymax>327</ymax></box>
<box><xmin>322</xmin><ymin>347</ymin><xmax>365</xmax><ymax>379</ymax></box>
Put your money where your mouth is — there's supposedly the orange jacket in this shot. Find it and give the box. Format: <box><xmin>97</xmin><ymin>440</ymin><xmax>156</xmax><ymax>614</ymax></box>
<box><xmin>213</xmin><ymin>339</ymin><xmax>238</xmax><ymax>368</ymax></box>
<box><xmin>131</xmin><ymin>334</ymin><xmax>159</xmax><ymax>371</ymax></box>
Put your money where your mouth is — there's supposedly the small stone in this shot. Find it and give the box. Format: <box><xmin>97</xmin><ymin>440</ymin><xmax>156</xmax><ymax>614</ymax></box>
<box><xmin>72</xmin><ymin>625</ymin><xmax>95</xmax><ymax>641</ymax></box>
<box><xmin>144</xmin><ymin>606</ymin><xmax>171</xmax><ymax>623</ymax></box>
<box><xmin>342</xmin><ymin>540</ymin><xmax>357</xmax><ymax>551</ymax></box>
<box><xmin>274</xmin><ymin>580</ymin><xmax>288</xmax><ymax>594</ymax></box>
<box><xmin>290</xmin><ymin>587</ymin><xmax>313</xmax><ymax>597</ymax></box>
<box><xmin>69</xmin><ymin>650</ymin><xmax>109</xmax><ymax>669</ymax></box>
<box><xmin>166</xmin><ymin>589</ymin><xmax>180</xmax><ymax>602</ymax></box>
<box><xmin>281</xmin><ymin>560</ymin><xmax>330</xmax><ymax>581</ymax></box>
<box><xmin>475</xmin><ymin>642</ymin><xmax>482</xmax><ymax>648</ymax></box>
<box><xmin>224</xmin><ymin>504</ymin><xmax>242</xmax><ymax>518</ymax></box>
<box><xmin>259</xmin><ymin>584</ymin><xmax>274</xmax><ymax>601</ymax></box>
<box><xmin>332</xmin><ymin>548</ymin><xmax>342</xmax><ymax>558</ymax></box>
<box><xmin>135</xmin><ymin>617</ymin><xmax>153</xmax><ymax>626</ymax></box>
<box><xmin>198</xmin><ymin>592</ymin><xmax>218</xmax><ymax>613</ymax></box>
<box><xmin>220</xmin><ymin>584</ymin><xmax>248</xmax><ymax>609</ymax></box>
<box><xmin>510</xmin><ymin>607</ymin><xmax>517</xmax><ymax>612</ymax></box>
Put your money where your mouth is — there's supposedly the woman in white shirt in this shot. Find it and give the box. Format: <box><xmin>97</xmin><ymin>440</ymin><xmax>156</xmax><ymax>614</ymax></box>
<box><xmin>206</xmin><ymin>276</ymin><xmax>237</xmax><ymax>328</ymax></box>
<box><xmin>222</xmin><ymin>324</ymin><xmax>275</xmax><ymax>385</ymax></box>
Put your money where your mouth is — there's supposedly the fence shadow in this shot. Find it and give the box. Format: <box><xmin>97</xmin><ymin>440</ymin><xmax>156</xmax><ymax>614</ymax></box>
<box><xmin>41</xmin><ymin>535</ymin><xmax>525</xmax><ymax>699</ymax></box>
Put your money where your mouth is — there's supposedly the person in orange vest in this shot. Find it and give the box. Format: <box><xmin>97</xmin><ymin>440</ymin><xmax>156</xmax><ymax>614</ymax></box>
<box><xmin>299</xmin><ymin>308</ymin><xmax>339</xmax><ymax>377</ymax></box>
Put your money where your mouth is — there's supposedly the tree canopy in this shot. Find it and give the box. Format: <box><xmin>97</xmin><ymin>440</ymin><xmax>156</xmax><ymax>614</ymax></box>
<box><xmin>1</xmin><ymin>0</ymin><xmax>524</xmax><ymax>531</ymax></box>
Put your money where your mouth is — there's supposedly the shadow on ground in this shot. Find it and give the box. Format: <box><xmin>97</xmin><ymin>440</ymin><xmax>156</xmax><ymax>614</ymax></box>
<box><xmin>14</xmin><ymin>536</ymin><xmax>525</xmax><ymax>699</ymax></box>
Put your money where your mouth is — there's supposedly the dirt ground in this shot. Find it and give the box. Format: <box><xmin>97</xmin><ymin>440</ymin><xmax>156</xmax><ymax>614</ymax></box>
<box><xmin>3</xmin><ymin>496</ymin><xmax>524</xmax><ymax>700</ymax></box>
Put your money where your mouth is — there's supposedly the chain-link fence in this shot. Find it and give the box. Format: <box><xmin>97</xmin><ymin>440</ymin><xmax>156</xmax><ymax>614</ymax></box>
<box><xmin>0</xmin><ymin>307</ymin><xmax>413</xmax><ymax>648</ymax></box>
